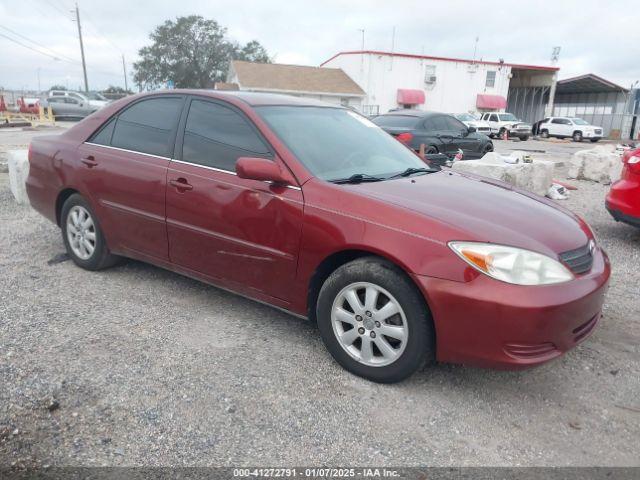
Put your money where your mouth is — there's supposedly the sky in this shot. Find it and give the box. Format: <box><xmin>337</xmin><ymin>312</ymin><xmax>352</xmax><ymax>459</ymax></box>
<box><xmin>1</xmin><ymin>0</ymin><xmax>638</xmax><ymax>92</ymax></box>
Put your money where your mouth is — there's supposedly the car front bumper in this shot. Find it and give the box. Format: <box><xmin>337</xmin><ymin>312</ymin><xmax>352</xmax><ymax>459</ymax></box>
<box><xmin>583</xmin><ymin>130</ymin><xmax>603</xmax><ymax>138</ymax></box>
<box><xmin>606</xmin><ymin>181</ymin><xmax>640</xmax><ymax>227</ymax></box>
<box><xmin>413</xmin><ymin>247</ymin><xmax>610</xmax><ymax>369</ymax></box>
<box><xmin>508</xmin><ymin>128</ymin><xmax>531</xmax><ymax>137</ymax></box>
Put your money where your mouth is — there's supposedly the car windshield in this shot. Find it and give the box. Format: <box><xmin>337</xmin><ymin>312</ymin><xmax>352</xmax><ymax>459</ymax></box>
<box><xmin>571</xmin><ymin>118</ymin><xmax>589</xmax><ymax>125</ymax></box>
<box><xmin>257</xmin><ymin>106</ymin><xmax>428</xmax><ymax>181</ymax></box>
<box><xmin>499</xmin><ymin>113</ymin><xmax>518</xmax><ymax>121</ymax></box>
<box><xmin>454</xmin><ymin>113</ymin><xmax>475</xmax><ymax>121</ymax></box>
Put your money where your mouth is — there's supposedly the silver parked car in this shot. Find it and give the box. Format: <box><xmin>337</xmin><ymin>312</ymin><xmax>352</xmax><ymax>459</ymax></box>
<box><xmin>44</xmin><ymin>96</ymin><xmax>97</xmax><ymax>119</ymax></box>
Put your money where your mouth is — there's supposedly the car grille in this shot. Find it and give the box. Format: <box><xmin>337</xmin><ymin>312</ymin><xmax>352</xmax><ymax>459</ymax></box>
<box><xmin>504</xmin><ymin>342</ymin><xmax>558</xmax><ymax>359</ymax></box>
<box><xmin>559</xmin><ymin>243</ymin><xmax>594</xmax><ymax>274</ymax></box>
<box><xmin>573</xmin><ymin>313</ymin><xmax>600</xmax><ymax>343</ymax></box>
<box><xmin>478</xmin><ymin>127</ymin><xmax>490</xmax><ymax>131</ymax></box>
<box><xmin>595</xmin><ymin>129</ymin><xmax>603</xmax><ymax>135</ymax></box>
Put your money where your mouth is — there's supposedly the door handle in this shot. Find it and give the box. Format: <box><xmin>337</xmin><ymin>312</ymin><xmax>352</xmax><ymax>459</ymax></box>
<box><xmin>169</xmin><ymin>178</ymin><xmax>193</xmax><ymax>191</ymax></box>
<box><xmin>81</xmin><ymin>155</ymin><xmax>98</xmax><ymax>168</ymax></box>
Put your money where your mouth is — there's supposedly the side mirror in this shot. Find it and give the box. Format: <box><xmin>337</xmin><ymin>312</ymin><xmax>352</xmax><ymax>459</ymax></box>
<box><xmin>236</xmin><ymin>157</ymin><xmax>291</xmax><ymax>185</ymax></box>
<box><xmin>467</xmin><ymin>126</ymin><xmax>476</xmax><ymax>133</ymax></box>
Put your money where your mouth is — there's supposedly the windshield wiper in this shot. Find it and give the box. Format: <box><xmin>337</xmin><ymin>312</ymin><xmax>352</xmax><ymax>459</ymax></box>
<box><xmin>386</xmin><ymin>167</ymin><xmax>435</xmax><ymax>180</ymax></box>
<box><xmin>331</xmin><ymin>173</ymin><xmax>384</xmax><ymax>184</ymax></box>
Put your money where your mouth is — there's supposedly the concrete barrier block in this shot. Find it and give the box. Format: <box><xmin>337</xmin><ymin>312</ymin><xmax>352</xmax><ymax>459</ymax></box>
<box><xmin>452</xmin><ymin>154</ymin><xmax>553</xmax><ymax>196</ymax></box>
<box><xmin>8</xmin><ymin>149</ymin><xmax>30</xmax><ymax>205</ymax></box>
<box><xmin>567</xmin><ymin>145</ymin><xmax>622</xmax><ymax>185</ymax></box>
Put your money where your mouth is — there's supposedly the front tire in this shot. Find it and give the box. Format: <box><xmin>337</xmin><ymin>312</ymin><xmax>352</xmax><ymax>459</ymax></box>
<box><xmin>590</xmin><ymin>138</ymin><xmax>600</xmax><ymax>143</ymax></box>
<box><xmin>316</xmin><ymin>257</ymin><xmax>435</xmax><ymax>383</ymax></box>
<box><xmin>540</xmin><ymin>129</ymin><xmax>549</xmax><ymax>138</ymax></box>
<box><xmin>61</xmin><ymin>194</ymin><xmax>119</xmax><ymax>270</ymax></box>
<box><xmin>519</xmin><ymin>135</ymin><xmax>529</xmax><ymax>141</ymax></box>
<box><xmin>573</xmin><ymin>131</ymin><xmax>583</xmax><ymax>142</ymax></box>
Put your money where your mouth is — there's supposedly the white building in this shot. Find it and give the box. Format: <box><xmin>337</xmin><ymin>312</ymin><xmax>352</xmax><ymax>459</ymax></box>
<box><xmin>321</xmin><ymin>50</ymin><xmax>558</xmax><ymax>121</ymax></box>
<box><xmin>226</xmin><ymin>60</ymin><xmax>365</xmax><ymax>108</ymax></box>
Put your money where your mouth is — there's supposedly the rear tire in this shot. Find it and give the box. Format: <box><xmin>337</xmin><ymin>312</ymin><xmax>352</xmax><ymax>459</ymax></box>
<box><xmin>519</xmin><ymin>135</ymin><xmax>529</xmax><ymax>141</ymax></box>
<box><xmin>540</xmin><ymin>129</ymin><xmax>549</xmax><ymax>138</ymax></box>
<box><xmin>316</xmin><ymin>257</ymin><xmax>435</xmax><ymax>383</ymax></box>
<box><xmin>573</xmin><ymin>131</ymin><xmax>583</xmax><ymax>142</ymax></box>
<box><xmin>425</xmin><ymin>145</ymin><xmax>438</xmax><ymax>154</ymax></box>
<box><xmin>61</xmin><ymin>194</ymin><xmax>120</xmax><ymax>271</ymax></box>
<box><xmin>482</xmin><ymin>143</ymin><xmax>493</xmax><ymax>155</ymax></box>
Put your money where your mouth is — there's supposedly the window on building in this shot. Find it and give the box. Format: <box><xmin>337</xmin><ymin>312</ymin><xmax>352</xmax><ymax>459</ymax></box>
<box><xmin>111</xmin><ymin>97</ymin><xmax>183</xmax><ymax>157</ymax></box>
<box><xmin>485</xmin><ymin>71</ymin><xmax>496</xmax><ymax>88</ymax></box>
<box><xmin>181</xmin><ymin>99</ymin><xmax>271</xmax><ymax>171</ymax></box>
<box><xmin>424</xmin><ymin>65</ymin><xmax>437</xmax><ymax>85</ymax></box>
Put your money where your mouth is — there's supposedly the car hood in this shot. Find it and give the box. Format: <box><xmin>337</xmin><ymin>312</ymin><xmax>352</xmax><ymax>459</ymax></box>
<box><xmin>468</xmin><ymin>121</ymin><xmax>490</xmax><ymax>128</ymax></box>
<box><xmin>344</xmin><ymin>170</ymin><xmax>590</xmax><ymax>256</ymax></box>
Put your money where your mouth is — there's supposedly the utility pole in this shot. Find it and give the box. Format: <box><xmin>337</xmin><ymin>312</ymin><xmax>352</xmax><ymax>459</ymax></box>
<box><xmin>122</xmin><ymin>54</ymin><xmax>128</xmax><ymax>91</ymax></box>
<box><xmin>74</xmin><ymin>3</ymin><xmax>89</xmax><ymax>92</ymax></box>
<box><xmin>544</xmin><ymin>46</ymin><xmax>561</xmax><ymax>117</ymax></box>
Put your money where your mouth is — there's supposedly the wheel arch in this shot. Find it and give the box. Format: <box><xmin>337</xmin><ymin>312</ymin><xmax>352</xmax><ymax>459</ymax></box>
<box><xmin>306</xmin><ymin>248</ymin><xmax>433</xmax><ymax>326</ymax></box>
<box><xmin>55</xmin><ymin>188</ymin><xmax>80</xmax><ymax>226</ymax></box>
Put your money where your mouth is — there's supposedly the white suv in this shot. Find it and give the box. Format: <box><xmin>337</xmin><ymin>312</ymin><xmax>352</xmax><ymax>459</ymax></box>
<box><xmin>480</xmin><ymin>112</ymin><xmax>532</xmax><ymax>140</ymax></box>
<box><xmin>538</xmin><ymin>117</ymin><xmax>603</xmax><ymax>142</ymax></box>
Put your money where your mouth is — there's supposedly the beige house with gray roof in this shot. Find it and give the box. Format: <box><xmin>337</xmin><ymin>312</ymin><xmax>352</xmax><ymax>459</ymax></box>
<box><xmin>225</xmin><ymin>60</ymin><xmax>365</xmax><ymax>109</ymax></box>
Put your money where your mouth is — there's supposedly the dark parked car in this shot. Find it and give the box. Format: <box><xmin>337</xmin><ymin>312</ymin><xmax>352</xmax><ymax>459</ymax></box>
<box><xmin>372</xmin><ymin>111</ymin><xmax>493</xmax><ymax>159</ymax></box>
<box><xmin>27</xmin><ymin>91</ymin><xmax>609</xmax><ymax>383</ymax></box>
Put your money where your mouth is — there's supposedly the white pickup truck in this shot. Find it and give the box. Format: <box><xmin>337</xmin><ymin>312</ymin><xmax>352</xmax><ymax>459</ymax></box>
<box><xmin>537</xmin><ymin>117</ymin><xmax>603</xmax><ymax>142</ymax></box>
<box><xmin>479</xmin><ymin>112</ymin><xmax>532</xmax><ymax>140</ymax></box>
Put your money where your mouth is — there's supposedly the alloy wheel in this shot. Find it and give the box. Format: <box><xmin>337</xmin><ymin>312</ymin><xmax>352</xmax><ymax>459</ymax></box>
<box><xmin>331</xmin><ymin>282</ymin><xmax>408</xmax><ymax>367</ymax></box>
<box><xmin>66</xmin><ymin>205</ymin><xmax>96</xmax><ymax>260</ymax></box>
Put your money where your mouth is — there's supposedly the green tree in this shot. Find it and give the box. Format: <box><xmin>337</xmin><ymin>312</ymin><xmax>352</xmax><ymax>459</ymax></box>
<box><xmin>133</xmin><ymin>15</ymin><xmax>270</xmax><ymax>90</ymax></box>
<box><xmin>104</xmin><ymin>85</ymin><xmax>133</xmax><ymax>94</ymax></box>
<box><xmin>234</xmin><ymin>40</ymin><xmax>271</xmax><ymax>63</ymax></box>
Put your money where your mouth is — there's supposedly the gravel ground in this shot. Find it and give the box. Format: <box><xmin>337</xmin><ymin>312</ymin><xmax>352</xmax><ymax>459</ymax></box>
<box><xmin>0</xmin><ymin>134</ymin><xmax>639</xmax><ymax>468</ymax></box>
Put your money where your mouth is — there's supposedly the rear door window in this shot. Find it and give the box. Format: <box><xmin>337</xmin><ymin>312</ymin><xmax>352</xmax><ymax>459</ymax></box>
<box><xmin>180</xmin><ymin>99</ymin><xmax>271</xmax><ymax>172</ymax></box>
<box><xmin>489</xmin><ymin>114</ymin><xmax>499</xmax><ymax>122</ymax></box>
<box><xmin>371</xmin><ymin>115</ymin><xmax>420</xmax><ymax>128</ymax></box>
<box><xmin>430</xmin><ymin>116</ymin><xmax>450</xmax><ymax>131</ymax></box>
<box><xmin>111</xmin><ymin>97</ymin><xmax>184</xmax><ymax>157</ymax></box>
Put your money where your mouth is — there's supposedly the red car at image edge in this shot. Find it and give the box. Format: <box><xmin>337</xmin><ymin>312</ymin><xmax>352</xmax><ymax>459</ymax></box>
<box><xmin>607</xmin><ymin>146</ymin><xmax>640</xmax><ymax>228</ymax></box>
<box><xmin>26</xmin><ymin>90</ymin><xmax>611</xmax><ymax>383</ymax></box>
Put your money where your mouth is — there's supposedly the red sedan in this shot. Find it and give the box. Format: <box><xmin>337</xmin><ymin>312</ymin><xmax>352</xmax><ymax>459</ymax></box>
<box><xmin>607</xmin><ymin>146</ymin><xmax>640</xmax><ymax>228</ymax></box>
<box><xmin>26</xmin><ymin>91</ymin><xmax>610</xmax><ymax>383</ymax></box>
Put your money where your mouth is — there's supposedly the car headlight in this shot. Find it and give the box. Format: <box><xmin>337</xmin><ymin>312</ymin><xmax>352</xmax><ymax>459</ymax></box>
<box><xmin>448</xmin><ymin>241</ymin><xmax>574</xmax><ymax>285</ymax></box>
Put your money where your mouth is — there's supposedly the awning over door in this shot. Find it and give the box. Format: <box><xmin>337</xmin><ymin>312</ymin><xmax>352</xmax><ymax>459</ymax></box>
<box><xmin>397</xmin><ymin>89</ymin><xmax>425</xmax><ymax>105</ymax></box>
<box><xmin>476</xmin><ymin>94</ymin><xmax>507</xmax><ymax>109</ymax></box>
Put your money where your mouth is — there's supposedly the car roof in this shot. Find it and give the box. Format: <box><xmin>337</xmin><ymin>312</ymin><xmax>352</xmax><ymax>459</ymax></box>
<box><xmin>377</xmin><ymin>110</ymin><xmax>441</xmax><ymax>118</ymax></box>
<box><xmin>145</xmin><ymin>89</ymin><xmax>341</xmax><ymax>108</ymax></box>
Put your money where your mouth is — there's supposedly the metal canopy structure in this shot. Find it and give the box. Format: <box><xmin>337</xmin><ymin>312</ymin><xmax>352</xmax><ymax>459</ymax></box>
<box><xmin>556</xmin><ymin>74</ymin><xmax>628</xmax><ymax>94</ymax></box>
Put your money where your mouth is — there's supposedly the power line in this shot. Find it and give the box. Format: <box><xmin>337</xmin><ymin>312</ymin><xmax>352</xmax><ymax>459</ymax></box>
<box><xmin>0</xmin><ymin>25</ymin><xmax>80</xmax><ymax>65</ymax></box>
<box><xmin>80</xmin><ymin>9</ymin><xmax>125</xmax><ymax>54</ymax></box>
<box><xmin>0</xmin><ymin>31</ymin><xmax>66</xmax><ymax>62</ymax></box>
<box><xmin>0</xmin><ymin>30</ymin><xmax>124</xmax><ymax>79</ymax></box>
<box><xmin>41</xmin><ymin>0</ymin><xmax>72</xmax><ymax>19</ymax></box>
